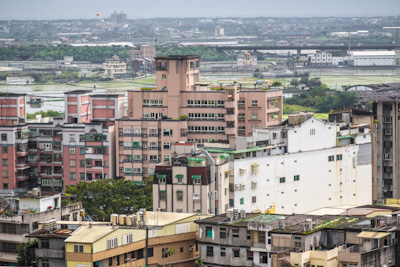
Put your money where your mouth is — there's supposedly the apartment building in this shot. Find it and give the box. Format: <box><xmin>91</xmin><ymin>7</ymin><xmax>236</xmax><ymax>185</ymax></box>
<box><xmin>373</xmin><ymin>96</ymin><xmax>400</xmax><ymax>202</ymax></box>
<box><xmin>0</xmin><ymin>93</ymin><xmax>26</xmax><ymax>126</ymax></box>
<box><xmin>0</xmin><ymin>190</ymin><xmax>83</xmax><ymax>265</ymax></box>
<box><xmin>116</xmin><ymin>55</ymin><xmax>283</xmax><ymax>181</ymax></box>
<box><xmin>237</xmin><ymin>52</ymin><xmax>258</xmax><ymax>70</ymax></box>
<box><xmin>64</xmin><ymin>212</ymin><xmax>208</xmax><ymax>267</ymax></box>
<box><xmin>203</xmin><ymin>111</ymin><xmax>373</xmax><ymax>215</ymax></box>
<box><xmin>103</xmin><ymin>55</ymin><xmax>127</xmax><ymax>79</ymax></box>
<box><xmin>62</xmin><ymin>122</ymin><xmax>115</xmax><ymax>189</ymax></box>
<box><xmin>307</xmin><ymin>50</ymin><xmax>333</xmax><ymax>66</ymax></box>
<box><xmin>196</xmin><ymin>207</ymin><xmax>400</xmax><ymax>267</ymax></box>
<box><xmin>65</xmin><ymin>90</ymin><xmax>125</xmax><ymax>124</ymax></box>
<box><xmin>153</xmin><ymin>142</ymin><xmax>230</xmax><ymax>215</ymax></box>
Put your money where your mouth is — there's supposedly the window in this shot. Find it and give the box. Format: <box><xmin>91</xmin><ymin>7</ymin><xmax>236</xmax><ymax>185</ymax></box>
<box><xmin>42</xmin><ymin>259</ymin><xmax>50</xmax><ymax>267</ymax></box>
<box><xmin>247</xmin><ymin>250</ymin><xmax>254</xmax><ymax>261</ymax></box>
<box><xmin>238</xmin><ymin>100</ymin><xmax>245</xmax><ymax>106</ymax></box>
<box><xmin>252</xmin><ymin>100</ymin><xmax>258</xmax><ymax>106</ymax></box>
<box><xmin>2</xmin><ymin>171</ymin><xmax>8</xmax><ymax>178</ymax></box>
<box><xmin>337</xmin><ymin>154</ymin><xmax>343</xmax><ymax>160</ymax></box>
<box><xmin>310</xmin><ymin>129</ymin><xmax>315</xmax><ymax>135</ymax></box>
<box><xmin>163</xmin><ymin>129</ymin><xmax>173</xmax><ymax>136</ymax></box>
<box><xmin>1</xmin><ymin>223</ymin><xmax>16</xmax><ymax>234</ymax></box>
<box><xmin>2</xmin><ymin>159</ymin><xmax>7</xmax><ymax>166</ymax></box>
<box><xmin>162</xmin><ymin>74</ymin><xmax>166</xmax><ymax>79</ymax></box>
<box><xmin>108</xmin><ymin>257</ymin><xmax>113</xmax><ymax>266</ymax></box>
<box><xmin>147</xmin><ymin>247</ymin><xmax>153</xmax><ymax>257</ymax></box>
<box><xmin>2</xmin><ymin>146</ymin><xmax>7</xmax><ymax>153</ymax></box>
<box><xmin>106</xmin><ymin>237</ymin><xmax>118</xmax><ymax>249</ymax></box>
<box><xmin>163</xmin><ymin>142</ymin><xmax>171</xmax><ymax>149</ymax></box>
<box><xmin>280</xmin><ymin>177</ymin><xmax>285</xmax><ymax>183</ymax></box>
<box><xmin>384</xmin><ymin>154</ymin><xmax>393</xmax><ymax>160</ymax></box>
<box><xmin>258</xmin><ymin>232</ymin><xmax>266</xmax><ymax>243</ymax></box>
<box><xmin>69</xmin><ymin>134</ymin><xmax>75</xmax><ymax>141</ymax></box>
<box><xmin>251</xmin><ymin>113</ymin><xmax>258</xmax><ymax>119</ymax></box>
<box><xmin>162</xmin><ymin>248</ymin><xmax>169</xmax><ymax>258</ymax></box>
<box><xmin>193</xmin><ymin>177</ymin><xmax>201</xmax><ymax>184</ymax></box>
<box><xmin>3</xmin><ymin>183</ymin><xmax>7</xmax><ymax>190</ymax></box>
<box><xmin>74</xmin><ymin>244</ymin><xmax>84</xmax><ymax>253</ymax></box>
<box><xmin>328</xmin><ymin>155</ymin><xmax>334</xmax><ymax>162</ymax></box>
<box><xmin>138</xmin><ymin>249</ymin><xmax>143</xmax><ymax>259</ymax></box>
<box><xmin>70</xmin><ymin>147</ymin><xmax>75</xmax><ymax>154</ymax></box>
<box><xmin>384</xmin><ymin>128</ymin><xmax>392</xmax><ymax>135</ymax></box>
<box><xmin>233</xmin><ymin>249</ymin><xmax>240</xmax><ymax>258</ymax></box>
<box><xmin>206</xmin><ymin>226</ymin><xmax>213</xmax><ymax>237</ymax></box>
<box><xmin>240</xmin><ymin>198</ymin><xmax>244</xmax><ymax>205</ymax></box>
<box><xmin>163</xmin><ymin>155</ymin><xmax>170</xmax><ymax>162</ymax></box>
<box><xmin>251</xmin><ymin>163</ymin><xmax>259</xmax><ymax>174</ymax></box>
<box><xmin>122</xmin><ymin>233</ymin><xmax>133</xmax><ymax>245</ymax></box>
<box><xmin>159</xmin><ymin>191</ymin><xmax>166</xmax><ymax>201</ymax></box>
<box><xmin>80</xmin><ymin>173</ymin><xmax>85</xmax><ymax>180</ymax></box>
<box><xmin>1</xmin><ymin>134</ymin><xmax>7</xmax><ymax>141</ymax></box>
<box><xmin>70</xmin><ymin>160</ymin><xmax>76</xmax><ymax>167</ymax></box>
<box><xmin>70</xmin><ymin>172</ymin><xmax>76</xmax><ymax>180</ymax></box>
<box><xmin>294</xmin><ymin>175</ymin><xmax>300</xmax><ymax>181</ymax></box>
<box><xmin>247</xmin><ymin>230</ymin><xmax>251</xmax><ymax>240</ymax></box>
<box><xmin>260</xmin><ymin>252</ymin><xmax>268</xmax><ymax>263</ymax></box>
<box><xmin>252</xmin><ymin>196</ymin><xmax>257</xmax><ymax>203</ymax></box>
<box><xmin>232</xmin><ymin>228</ymin><xmax>239</xmax><ymax>238</ymax></box>
<box><xmin>176</xmin><ymin>190</ymin><xmax>183</xmax><ymax>201</ymax></box>
<box><xmin>41</xmin><ymin>239</ymin><xmax>50</xmax><ymax>249</ymax></box>
<box><xmin>220</xmin><ymin>227</ymin><xmax>227</xmax><ymax>239</ymax></box>
<box><xmin>80</xmin><ymin>148</ymin><xmax>85</xmax><ymax>154</ymax></box>
<box><xmin>206</xmin><ymin>246</ymin><xmax>213</xmax><ymax>257</ymax></box>
<box><xmin>220</xmin><ymin>247</ymin><xmax>226</xmax><ymax>257</ymax></box>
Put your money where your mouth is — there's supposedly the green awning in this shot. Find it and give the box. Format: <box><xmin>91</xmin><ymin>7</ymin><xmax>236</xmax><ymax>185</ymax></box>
<box><xmin>22</xmin><ymin>129</ymin><xmax>31</xmax><ymax>133</ymax></box>
<box><xmin>158</xmin><ymin>174</ymin><xmax>166</xmax><ymax>178</ymax></box>
<box><xmin>197</xmin><ymin>158</ymin><xmax>204</xmax><ymax>162</ymax></box>
<box><xmin>189</xmin><ymin>158</ymin><xmax>204</xmax><ymax>162</ymax></box>
<box><xmin>176</xmin><ymin>190</ymin><xmax>183</xmax><ymax>193</ymax></box>
<box><xmin>192</xmin><ymin>175</ymin><xmax>201</xmax><ymax>179</ymax></box>
<box><xmin>336</xmin><ymin>135</ymin><xmax>354</xmax><ymax>140</ymax></box>
<box><xmin>188</xmin><ymin>158</ymin><xmax>196</xmax><ymax>161</ymax></box>
<box><xmin>133</xmin><ymin>181</ymin><xmax>143</xmax><ymax>185</ymax></box>
<box><xmin>176</xmin><ymin>175</ymin><xmax>183</xmax><ymax>178</ymax></box>
<box><xmin>220</xmin><ymin>154</ymin><xmax>229</xmax><ymax>159</ymax></box>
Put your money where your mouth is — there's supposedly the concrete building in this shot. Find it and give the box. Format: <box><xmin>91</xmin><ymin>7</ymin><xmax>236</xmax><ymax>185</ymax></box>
<box><xmin>116</xmin><ymin>55</ymin><xmax>283</xmax><ymax>181</ymax></box>
<box><xmin>0</xmin><ymin>93</ymin><xmax>26</xmax><ymax>126</ymax></box>
<box><xmin>153</xmin><ymin>142</ymin><xmax>230</xmax><ymax>215</ymax></box>
<box><xmin>103</xmin><ymin>55</ymin><xmax>127</xmax><ymax>79</ymax></box>
<box><xmin>64</xmin><ymin>211</ymin><xmax>208</xmax><ymax>267</ymax></box>
<box><xmin>350</xmin><ymin>51</ymin><xmax>397</xmax><ymax>66</ymax></box>
<box><xmin>0</xmin><ymin>190</ymin><xmax>83</xmax><ymax>265</ymax></box>
<box><xmin>196</xmin><ymin>206</ymin><xmax>400</xmax><ymax>267</ymax></box>
<box><xmin>307</xmin><ymin>50</ymin><xmax>333</xmax><ymax>66</ymax></box>
<box><xmin>64</xmin><ymin>90</ymin><xmax>92</xmax><ymax>124</ymax></box>
<box><xmin>62</xmin><ymin>122</ymin><xmax>115</xmax><ymax>189</ymax></box>
<box><xmin>214</xmin><ymin>26</ymin><xmax>224</xmax><ymax>36</ymax></box>
<box><xmin>237</xmin><ymin>52</ymin><xmax>258</xmax><ymax>70</ymax></box>
<box><xmin>204</xmin><ymin>111</ymin><xmax>373</xmax><ymax>215</ymax></box>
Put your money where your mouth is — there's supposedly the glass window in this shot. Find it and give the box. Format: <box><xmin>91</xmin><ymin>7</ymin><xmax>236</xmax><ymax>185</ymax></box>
<box><xmin>206</xmin><ymin>246</ymin><xmax>213</xmax><ymax>257</ymax></box>
<box><xmin>233</xmin><ymin>249</ymin><xmax>240</xmax><ymax>258</ymax></box>
<box><xmin>294</xmin><ymin>175</ymin><xmax>300</xmax><ymax>181</ymax></box>
<box><xmin>280</xmin><ymin>177</ymin><xmax>285</xmax><ymax>183</ymax></box>
<box><xmin>70</xmin><ymin>173</ymin><xmax>76</xmax><ymax>180</ymax></box>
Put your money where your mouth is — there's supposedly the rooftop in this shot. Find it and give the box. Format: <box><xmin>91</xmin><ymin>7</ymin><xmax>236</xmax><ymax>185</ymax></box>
<box><xmin>27</xmin><ymin>229</ymin><xmax>73</xmax><ymax>239</ymax></box>
<box><xmin>351</xmin><ymin>51</ymin><xmax>396</xmax><ymax>56</ymax></box>
<box><xmin>64</xmin><ymin>90</ymin><xmax>92</xmax><ymax>95</ymax></box>
<box><xmin>155</xmin><ymin>55</ymin><xmax>200</xmax><ymax>60</ymax></box>
<box><xmin>65</xmin><ymin>225</ymin><xmax>115</xmax><ymax>243</ymax></box>
<box><xmin>0</xmin><ymin>92</ymin><xmax>27</xmax><ymax>97</ymax></box>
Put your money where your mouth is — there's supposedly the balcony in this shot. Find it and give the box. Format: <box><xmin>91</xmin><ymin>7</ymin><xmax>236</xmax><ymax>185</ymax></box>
<box><xmin>123</xmin><ymin>146</ymin><xmax>142</xmax><ymax>150</ymax></box>
<box><xmin>149</xmin><ymin>159</ymin><xmax>159</xmax><ymax>163</ymax></box>
<box><xmin>224</xmin><ymin>101</ymin><xmax>236</xmax><ymax>108</ymax></box>
<box><xmin>225</xmin><ymin>113</ymin><xmax>236</xmax><ymax>121</ymax></box>
<box><xmin>149</xmin><ymin>147</ymin><xmax>159</xmax><ymax>150</ymax></box>
<box><xmin>225</xmin><ymin>127</ymin><xmax>236</xmax><ymax>135</ymax></box>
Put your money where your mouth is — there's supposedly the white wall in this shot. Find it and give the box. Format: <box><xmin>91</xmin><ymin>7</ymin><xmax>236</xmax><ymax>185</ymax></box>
<box><xmin>232</xmin><ymin>144</ymin><xmax>372</xmax><ymax>215</ymax></box>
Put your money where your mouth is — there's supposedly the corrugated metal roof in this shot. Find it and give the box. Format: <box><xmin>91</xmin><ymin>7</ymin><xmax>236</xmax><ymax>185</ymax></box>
<box><xmin>65</xmin><ymin>225</ymin><xmax>116</xmax><ymax>243</ymax></box>
<box><xmin>351</xmin><ymin>51</ymin><xmax>396</xmax><ymax>56</ymax></box>
<box><xmin>357</xmin><ymin>231</ymin><xmax>390</xmax><ymax>239</ymax></box>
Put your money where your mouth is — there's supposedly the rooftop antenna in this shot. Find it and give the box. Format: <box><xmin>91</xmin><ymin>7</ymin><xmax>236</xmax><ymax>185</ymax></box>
<box><xmin>347</xmin><ymin>26</ymin><xmax>351</xmax><ymax>56</ymax></box>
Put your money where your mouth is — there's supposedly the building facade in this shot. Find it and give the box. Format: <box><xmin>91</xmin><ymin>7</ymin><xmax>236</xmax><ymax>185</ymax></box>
<box><xmin>103</xmin><ymin>55</ymin><xmax>127</xmax><ymax>78</ymax></box>
<box><xmin>117</xmin><ymin>55</ymin><xmax>283</xmax><ymax>181</ymax></box>
<box><xmin>350</xmin><ymin>51</ymin><xmax>397</xmax><ymax>66</ymax></box>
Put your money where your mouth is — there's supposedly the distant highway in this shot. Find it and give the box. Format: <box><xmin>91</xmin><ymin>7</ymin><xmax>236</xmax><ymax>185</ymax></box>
<box><xmin>210</xmin><ymin>45</ymin><xmax>397</xmax><ymax>52</ymax></box>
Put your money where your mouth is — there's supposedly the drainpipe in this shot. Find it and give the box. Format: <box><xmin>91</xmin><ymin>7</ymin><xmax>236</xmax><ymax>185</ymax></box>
<box><xmin>200</xmin><ymin>150</ymin><xmax>215</xmax><ymax>215</ymax></box>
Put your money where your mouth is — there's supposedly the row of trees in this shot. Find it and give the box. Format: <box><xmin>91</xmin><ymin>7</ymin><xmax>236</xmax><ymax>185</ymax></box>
<box><xmin>157</xmin><ymin>46</ymin><xmax>233</xmax><ymax>61</ymax></box>
<box><xmin>0</xmin><ymin>45</ymin><xmax>131</xmax><ymax>63</ymax></box>
<box><xmin>285</xmin><ymin>86</ymin><xmax>359</xmax><ymax>113</ymax></box>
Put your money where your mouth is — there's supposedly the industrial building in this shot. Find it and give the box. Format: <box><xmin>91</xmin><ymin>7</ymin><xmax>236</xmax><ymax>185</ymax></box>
<box><xmin>350</xmin><ymin>51</ymin><xmax>397</xmax><ymax>66</ymax></box>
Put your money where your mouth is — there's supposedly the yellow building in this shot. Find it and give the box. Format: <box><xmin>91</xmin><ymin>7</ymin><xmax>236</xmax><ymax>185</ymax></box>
<box><xmin>65</xmin><ymin>212</ymin><xmax>209</xmax><ymax>267</ymax></box>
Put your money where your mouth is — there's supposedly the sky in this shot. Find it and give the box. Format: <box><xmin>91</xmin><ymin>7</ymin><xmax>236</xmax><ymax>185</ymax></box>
<box><xmin>0</xmin><ymin>0</ymin><xmax>399</xmax><ymax>20</ymax></box>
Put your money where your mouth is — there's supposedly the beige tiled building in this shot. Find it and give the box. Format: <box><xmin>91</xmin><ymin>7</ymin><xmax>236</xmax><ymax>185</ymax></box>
<box><xmin>116</xmin><ymin>55</ymin><xmax>283</xmax><ymax>181</ymax></box>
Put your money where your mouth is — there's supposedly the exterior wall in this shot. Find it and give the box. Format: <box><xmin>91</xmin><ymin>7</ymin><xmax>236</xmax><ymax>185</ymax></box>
<box><xmin>233</xmin><ymin>143</ymin><xmax>372</xmax><ymax>214</ymax></box>
<box><xmin>0</xmin><ymin>94</ymin><xmax>26</xmax><ymax>126</ymax></box>
<box><xmin>65</xmin><ymin>92</ymin><xmax>92</xmax><ymax>124</ymax></box>
<box><xmin>19</xmin><ymin>194</ymin><xmax>61</xmax><ymax>212</ymax></box>
<box><xmin>91</xmin><ymin>95</ymin><xmax>124</xmax><ymax>121</ymax></box>
<box><xmin>352</xmin><ymin>55</ymin><xmax>396</xmax><ymax>66</ymax></box>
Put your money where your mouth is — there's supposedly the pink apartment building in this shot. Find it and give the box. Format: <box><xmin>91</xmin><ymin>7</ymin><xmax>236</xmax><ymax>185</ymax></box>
<box><xmin>116</xmin><ymin>55</ymin><xmax>283</xmax><ymax>182</ymax></box>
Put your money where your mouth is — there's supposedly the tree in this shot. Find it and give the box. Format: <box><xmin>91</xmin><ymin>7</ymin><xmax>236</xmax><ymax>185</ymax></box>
<box><xmin>193</xmin><ymin>257</ymin><xmax>205</xmax><ymax>267</ymax></box>
<box><xmin>163</xmin><ymin>248</ymin><xmax>175</xmax><ymax>267</ymax></box>
<box><xmin>272</xmin><ymin>81</ymin><xmax>283</xmax><ymax>87</ymax></box>
<box><xmin>17</xmin><ymin>240</ymin><xmax>37</xmax><ymax>266</ymax></box>
<box><xmin>65</xmin><ymin>179</ymin><xmax>151</xmax><ymax>221</ymax></box>
<box><xmin>290</xmin><ymin>79</ymin><xmax>299</xmax><ymax>87</ymax></box>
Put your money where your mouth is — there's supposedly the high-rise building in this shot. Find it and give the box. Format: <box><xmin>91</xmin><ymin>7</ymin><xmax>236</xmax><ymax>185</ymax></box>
<box><xmin>116</xmin><ymin>55</ymin><xmax>283</xmax><ymax>182</ymax></box>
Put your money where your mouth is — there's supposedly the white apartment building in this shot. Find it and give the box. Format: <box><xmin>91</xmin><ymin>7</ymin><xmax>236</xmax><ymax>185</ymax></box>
<box><xmin>204</xmin><ymin>112</ymin><xmax>373</xmax><ymax>215</ymax></box>
<box><xmin>103</xmin><ymin>55</ymin><xmax>127</xmax><ymax>78</ymax></box>
<box><xmin>307</xmin><ymin>51</ymin><xmax>333</xmax><ymax>66</ymax></box>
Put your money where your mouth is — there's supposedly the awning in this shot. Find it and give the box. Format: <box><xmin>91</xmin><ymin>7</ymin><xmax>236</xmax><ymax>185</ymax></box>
<box><xmin>158</xmin><ymin>174</ymin><xmax>166</xmax><ymax>178</ymax></box>
<box><xmin>189</xmin><ymin>158</ymin><xmax>204</xmax><ymax>162</ymax></box>
<box><xmin>159</xmin><ymin>190</ymin><xmax>166</xmax><ymax>192</ymax></box>
<box><xmin>220</xmin><ymin>154</ymin><xmax>229</xmax><ymax>159</ymax></box>
<box><xmin>357</xmin><ymin>231</ymin><xmax>390</xmax><ymax>239</ymax></box>
<box><xmin>337</xmin><ymin>135</ymin><xmax>354</xmax><ymax>140</ymax></box>
<box><xmin>175</xmin><ymin>175</ymin><xmax>183</xmax><ymax>178</ymax></box>
<box><xmin>21</xmin><ymin>129</ymin><xmax>31</xmax><ymax>134</ymax></box>
<box><xmin>192</xmin><ymin>175</ymin><xmax>201</xmax><ymax>179</ymax></box>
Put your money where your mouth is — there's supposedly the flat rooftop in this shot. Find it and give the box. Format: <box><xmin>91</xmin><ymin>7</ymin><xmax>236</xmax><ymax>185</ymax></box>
<box><xmin>155</xmin><ymin>55</ymin><xmax>200</xmax><ymax>60</ymax></box>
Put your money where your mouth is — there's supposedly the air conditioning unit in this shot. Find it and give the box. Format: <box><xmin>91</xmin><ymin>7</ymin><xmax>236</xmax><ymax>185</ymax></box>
<box><xmin>119</xmin><ymin>132</ymin><xmax>123</xmax><ymax>136</ymax></box>
<box><xmin>142</xmin><ymin>134</ymin><xmax>147</xmax><ymax>138</ymax></box>
<box><xmin>143</xmin><ymin>156</ymin><xmax>147</xmax><ymax>160</ymax></box>
<box><xmin>119</xmin><ymin>160</ymin><xmax>124</xmax><ymax>163</ymax></box>
<box><xmin>144</xmin><ymin>170</ymin><xmax>148</xmax><ymax>174</ymax></box>
<box><xmin>189</xmin><ymin>246</ymin><xmax>193</xmax><ymax>251</ymax></box>
<box><xmin>143</xmin><ymin>145</ymin><xmax>147</xmax><ymax>149</ymax></box>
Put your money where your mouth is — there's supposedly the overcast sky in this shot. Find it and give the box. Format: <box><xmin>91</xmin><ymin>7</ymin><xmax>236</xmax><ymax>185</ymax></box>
<box><xmin>0</xmin><ymin>0</ymin><xmax>399</xmax><ymax>20</ymax></box>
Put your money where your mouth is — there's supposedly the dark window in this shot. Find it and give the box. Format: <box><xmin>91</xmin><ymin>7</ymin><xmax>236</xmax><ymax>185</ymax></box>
<box><xmin>260</xmin><ymin>252</ymin><xmax>268</xmax><ymax>263</ymax></box>
<box><xmin>232</xmin><ymin>227</ymin><xmax>239</xmax><ymax>238</ymax></box>
<box><xmin>138</xmin><ymin>249</ymin><xmax>143</xmax><ymax>259</ymax></box>
<box><xmin>41</xmin><ymin>239</ymin><xmax>50</xmax><ymax>249</ymax></box>
<box><xmin>233</xmin><ymin>249</ymin><xmax>240</xmax><ymax>258</ymax></box>
<box><xmin>247</xmin><ymin>230</ymin><xmax>251</xmax><ymax>240</ymax></box>
<box><xmin>147</xmin><ymin>247</ymin><xmax>153</xmax><ymax>257</ymax></box>
<box><xmin>130</xmin><ymin>251</ymin><xmax>135</xmax><ymax>259</ymax></box>
<box><xmin>220</xmin><ymin>247</ymin><xmax>226</xmax><ymax>257</ymax></box>
<box><xmin>219</xmin><ymin>227</ymin><xmax>227</xmax><ymax>239</ymax></box>
<box><xmin>180</xmin><ymin>247</ymin><xmax>183</xmax><ymax>253</ymax></box>
<box><xmin>247</xmin><ymin>250</ymin><xmax>253</xmax><ymax>261</ymax></box>
<box><xmin>2</xmin><ymin>146</ymin><xmax>7</xmax><ymax>153</ymax></box>
<box><xmin>336</xmin><ymin>154</ymin><xmax>343</xmax><ymax>161</ymax></box>
<box><xmin>328</xmin><ymin>155</ymin><xmax>334</xmax><ymax>161</ymax></box>
<box><xmin>1</xmin><ymin>223</ymin><xmax>16</xmax><ymax>234</ymax></box>
<box><xmin>258</xmin><ymin>232</ymin><xmax>266</xmax><ymax>243</ymax></box>
<box><xmin>42</xmin><ymin>258</ymin><xmax>50</xmax><ymax>267</ymax></box>
<box><xmin>109</xmin><ymin>257</ymin><xmax>113</xmax><ymax>266</ymax></box>
<box><xmin>162</xmin><ymin>248</ymin><xmax>169</xmax><ymax>258</ymax></box>
<box><xmin>206</xmin><ymin>246</ymin><xmax>213</xmax><ymax>257</ymax></box>
<box><xmin>116</xmin><ymin>255</ymin><xmax>120</xmax><ymax>266</ymax></box>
